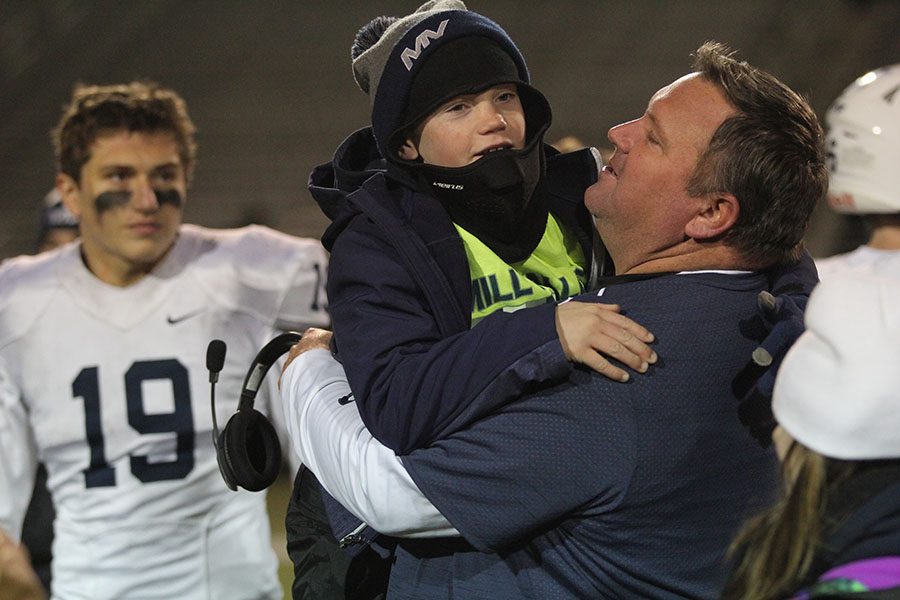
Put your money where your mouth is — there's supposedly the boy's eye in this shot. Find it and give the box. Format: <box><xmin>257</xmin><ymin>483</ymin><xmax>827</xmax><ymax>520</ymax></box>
<box><xmin>647</xmin><ymin>131</ymin><xmax>661</xmax><ymax>145</ymax></box>
<box><xmin>497</xmin><ymin>92</ymin><xmax>516</xmax><ymax>102</ymax></box>
<box><xmin>446</xmin><ymin>102</ymin><xmax>468</xmax><ymax>113</ymax></box>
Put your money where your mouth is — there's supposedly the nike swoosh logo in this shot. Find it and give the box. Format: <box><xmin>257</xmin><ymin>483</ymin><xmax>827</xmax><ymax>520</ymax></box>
<box><xmin>166</xmin><ymin>308</ymin><xmax>205</xmax><ymax>325</ymax></box>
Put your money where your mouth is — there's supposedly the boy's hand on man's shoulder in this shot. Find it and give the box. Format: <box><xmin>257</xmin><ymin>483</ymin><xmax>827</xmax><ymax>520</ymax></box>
<box><xmin>555</xmin><ymin>301</ymin><xmax>657</xmax><ymax>383</ymax></box>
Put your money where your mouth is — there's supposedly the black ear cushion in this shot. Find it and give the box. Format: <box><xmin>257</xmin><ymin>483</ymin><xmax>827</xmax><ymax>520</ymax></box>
<box><xmin>216</xmin><ymin>428</ymin><xmax>238</xmax><ymax>491</ymax></box>
<box><xmin>221</xmin><ymin>409</ymin><xmax>282</xmax><ymax>492</ymax></box>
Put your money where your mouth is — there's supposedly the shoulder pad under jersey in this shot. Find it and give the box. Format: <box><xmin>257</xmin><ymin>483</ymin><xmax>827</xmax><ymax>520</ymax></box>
<box><xmin>0</xmin><ymin>249</ymin><xmax>71</xmax><ymax>348</ymax></box>
<box><xmin>183</xmin><ymin>224</ymin><xmax>329</xmax><ymax>328</ymax></box>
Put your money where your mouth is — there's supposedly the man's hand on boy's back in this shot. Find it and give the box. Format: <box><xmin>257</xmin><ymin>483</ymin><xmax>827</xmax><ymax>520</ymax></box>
<box><xmin>280</xmin><ymin>328</ymin><xmax>334</xmax><ymax>389</ymax></box>
<box><xmin>555</xmin><ymin>301</ymin><xmax>657</xmax><ymax>382</ymax></box>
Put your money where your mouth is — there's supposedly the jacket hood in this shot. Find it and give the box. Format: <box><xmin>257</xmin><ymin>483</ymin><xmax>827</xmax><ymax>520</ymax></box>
<box><xmin>309</xmin><ymin>127</ymin><xmax>385</xmax><ymax>220</ymax></box>
<box><xmin>310</xmin><ymin>127</ymin><xmax>417</xmax><ymax>252</ymax></box>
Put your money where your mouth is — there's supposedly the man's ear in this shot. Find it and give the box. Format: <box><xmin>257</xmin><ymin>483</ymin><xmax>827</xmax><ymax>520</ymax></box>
<box><xmin>56</xmin><ymin>173</ymin><xmax>82</xmax><ymax>219</ymax></box>
<box><xmin>684</xmin><ymin>192</ymin><xmax>739</xmax><ymax>240</ymax></box>
<box><xmin>397</xmin><ymin>138</ymin><xmax>420</xmax><ymax>161</ymax></box>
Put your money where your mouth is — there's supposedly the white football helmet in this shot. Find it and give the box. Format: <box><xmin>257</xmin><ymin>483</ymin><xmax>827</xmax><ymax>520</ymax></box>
<box><xmin>825</xmin><ymin>64</ymin><xmax>900</xmax><ymax>213</ymax></box>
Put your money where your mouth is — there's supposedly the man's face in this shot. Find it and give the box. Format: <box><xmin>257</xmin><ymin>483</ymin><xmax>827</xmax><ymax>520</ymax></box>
<box><xmin>58</xmin><ymin>130</ymin><xmax>187</xmax><ymax>286</ymax></box>
<box><xmin>584</xmin><ymin>73</ymin><xmax>735</xmax><ymax>273</ymax></box>
<box><xmin>399</xmin><ymin>84</ymin><xmax>526</xmax><ymax>168</ymax></box>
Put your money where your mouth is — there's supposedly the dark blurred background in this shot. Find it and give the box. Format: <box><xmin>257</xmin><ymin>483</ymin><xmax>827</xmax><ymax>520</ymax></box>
<box><xmin>2</xmin><ymin>0</ymin><xmax>899</xmax><ymax>259</ymax></box>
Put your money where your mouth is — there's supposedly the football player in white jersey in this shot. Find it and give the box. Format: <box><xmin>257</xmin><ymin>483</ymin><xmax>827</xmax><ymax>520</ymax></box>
<box><xmin>817</xmin><ymin>64</ymin><xmax>900</xmax><ymax>280</ymax></box>
<box><xmin>0</xmin><ymin>82</ymin><xmax>329</xmax><ymax>599</ymax></box>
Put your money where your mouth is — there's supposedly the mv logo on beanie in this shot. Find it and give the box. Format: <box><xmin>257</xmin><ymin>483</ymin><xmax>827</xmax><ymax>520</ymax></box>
<box><xmin>401</xmin><ymin>19</ymin><xmax>449</xmax><ymax>70</ymax></box>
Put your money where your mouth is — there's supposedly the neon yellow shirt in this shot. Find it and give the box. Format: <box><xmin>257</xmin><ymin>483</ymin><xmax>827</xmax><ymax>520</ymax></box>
<box><xmin>455</xmin><ymin>214</ymin><xmax>586</xmax><ymax>325</ymax></box>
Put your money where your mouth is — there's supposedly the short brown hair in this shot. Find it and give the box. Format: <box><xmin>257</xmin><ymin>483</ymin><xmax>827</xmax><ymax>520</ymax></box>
<box><xmin>53</xmin><ymin>81</ymin><xmax>197</xmax><ymax>183</ymax></box>
<box><xmin>687</xmin><ymin>42</ymin><xmax>827</xmax><ymax>267</ymax></box>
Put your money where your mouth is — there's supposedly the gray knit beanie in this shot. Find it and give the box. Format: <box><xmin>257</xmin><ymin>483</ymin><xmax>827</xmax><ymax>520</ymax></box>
<box><xmin>351</xmin><ymin>0</ymin><xmax>530</xmax><ymax>158</ymax></box>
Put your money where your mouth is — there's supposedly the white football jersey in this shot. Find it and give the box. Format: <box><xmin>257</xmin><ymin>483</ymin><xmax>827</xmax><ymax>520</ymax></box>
<box><xmin>816</xmin><ymin>245</ymin><xmax>900</xmax><ymax>281</ymax></box>
<box><xmin>0</xmin><ymin>224</ymin><xmax>329</xmax><ymax>600</ymax></box>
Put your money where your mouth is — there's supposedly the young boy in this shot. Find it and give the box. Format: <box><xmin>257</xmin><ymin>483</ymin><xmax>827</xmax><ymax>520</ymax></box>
<box><xmin>311</xmin><ymin>0</ymin><xmax>656</xmax><ymax>457</ymax></box>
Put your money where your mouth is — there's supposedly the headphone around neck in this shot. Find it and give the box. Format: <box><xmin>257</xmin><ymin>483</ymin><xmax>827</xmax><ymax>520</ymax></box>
<box><xmin>206</xmin><ymin>332</ymin><xmax>301</xmax><ymax>492</ymax></box>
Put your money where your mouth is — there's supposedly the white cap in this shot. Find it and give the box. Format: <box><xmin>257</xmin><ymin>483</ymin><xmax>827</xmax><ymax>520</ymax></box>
<box><xmin>772</xmin><ymin>267</ymin><xmax>900</xmax><ymax>459</ymax></box>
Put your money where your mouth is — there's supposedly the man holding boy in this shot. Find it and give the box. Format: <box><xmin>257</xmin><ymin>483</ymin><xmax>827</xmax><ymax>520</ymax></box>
<box><xmin>288</xmin><ymin>2</ymin><xmax>658</xmax><ymax>596</ymax></box>
<box><xmin>283</xmin><ymin>41</ymin><xmax>825</xmax><ymax>599</ymax></box>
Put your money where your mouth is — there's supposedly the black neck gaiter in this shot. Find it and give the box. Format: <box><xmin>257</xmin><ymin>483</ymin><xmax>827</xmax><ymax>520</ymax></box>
<box><xmin>405</xmin><ymin>116</ymin><xmax>550</xmax><ymax>263</ymax></box>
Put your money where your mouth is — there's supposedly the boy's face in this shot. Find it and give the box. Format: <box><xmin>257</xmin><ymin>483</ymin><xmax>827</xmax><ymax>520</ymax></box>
<box><xmin>399</xmin><ymin>83</ymin><xmax>526</xmax><ymax>168</ymax></box>
<box><xmin>58</xmin><ymin>129</ymin><xmax>187</xmax><ymax>286</ymax></box>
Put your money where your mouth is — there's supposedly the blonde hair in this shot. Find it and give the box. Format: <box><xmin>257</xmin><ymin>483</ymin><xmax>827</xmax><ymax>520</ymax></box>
<box><xmin>722</xmin><ymin>442</ymin><xmax>857</xmax><ymax>600</ymax></box>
